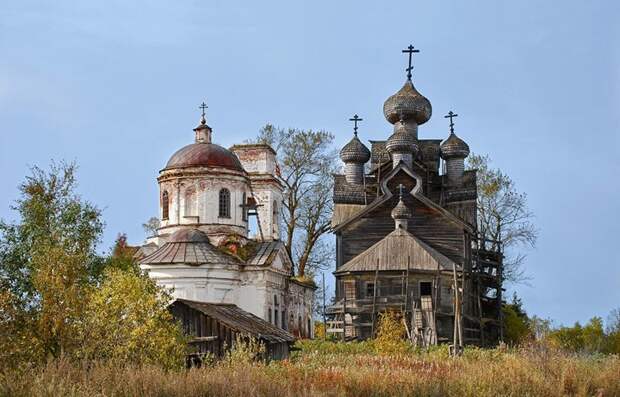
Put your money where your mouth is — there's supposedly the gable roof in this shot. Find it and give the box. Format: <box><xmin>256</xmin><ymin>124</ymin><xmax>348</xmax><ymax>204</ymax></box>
<box><xmin>332</xmin><ymin>162</ymin><xmax>473</xmax><ymax>233</ymax></box>
<box><xmin>335</xmin><ymin>227</ymin><xmax>457</xmax><ymax>274</ymax></box>
<box><xmin>174</xmin><ymin>299</ymin><xmax>295</xmax><ymax>343</ymax></box>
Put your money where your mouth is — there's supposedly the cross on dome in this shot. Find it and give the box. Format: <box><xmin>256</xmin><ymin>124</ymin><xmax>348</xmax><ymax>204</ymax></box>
<box><xmin>349</xmin><ymin>114</ymin><xmax>363</xmax><ymax>136</ymax></box>
<box><xmin>444</xmin><ymin>110</ymin><xmax>458</xmax><ymax>134</ymax></box>
<box><xmin>402</xmin><ymin>44</ymin><xmax>420</xmax><ymax>80</ymax></box>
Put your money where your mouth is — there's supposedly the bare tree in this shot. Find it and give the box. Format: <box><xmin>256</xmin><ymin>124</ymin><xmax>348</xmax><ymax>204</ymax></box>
<box><xmin>467</xmin><ymin>154</ymin><xmax>538</xmax><ymax>283</ymax></box>
<box><xmin>142</xmin><ymin>217</ymin><xmax>159</xmax><ymax>238</ymax></box>
<box><xmin>251</xmin><ymin>124</ymin><xmax>337</xmax><ymax>277</ymax></box>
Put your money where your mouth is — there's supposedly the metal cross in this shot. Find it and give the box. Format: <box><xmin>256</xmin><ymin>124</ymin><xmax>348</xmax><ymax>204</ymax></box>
<box><xmin>402</xmin><ymin>45</ymin><xmax>420</xmax><ymax>80</ymax></box>
<box><xmin>199</xmin><ymin>102</ymin><xmax>208</xmax><ymax>117</ymax></box>
<box><xmin>444</xmin><ymin>110</ymin><xmax>458</xmax><ymax>134</ymax></box>
<box><xmin>349</xmin><ymin>114</ymin><xmax>363</xmax><ymax>136</ymax></box>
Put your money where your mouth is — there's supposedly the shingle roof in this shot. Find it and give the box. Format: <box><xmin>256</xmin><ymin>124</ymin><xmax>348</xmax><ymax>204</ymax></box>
<box><xmin>176</xmin><ymin>299</ymin><xmax>295</xmax><ymax>343</ymax></box>
<box><xmin>335</xmin><ymin>228</ymin><xmax>457</xmax><ymax>274</ymax></box>
<box><xmin>140</xmin><ymin>229</ymin><xmax>241</xmax><ymax>266</ymax></box>
<box><xmin>246</xmin><ymin>240</ymin><xmax>282</xmax><ymax>266</ymax></box>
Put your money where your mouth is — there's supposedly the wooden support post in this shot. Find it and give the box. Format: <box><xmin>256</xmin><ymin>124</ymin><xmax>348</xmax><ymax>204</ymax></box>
<box><xmin>370</xmin><ymin>259</ymin><xmax>380</xmax><ymax>338</ymax></box>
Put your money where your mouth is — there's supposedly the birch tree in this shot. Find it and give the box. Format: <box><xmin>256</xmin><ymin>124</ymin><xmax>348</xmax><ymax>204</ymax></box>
<box><xmin>467</xmin><ymin>154</ymin><xmax>538</xmax><ymax>283</ymax></box>
<box><xmin>251</xmin><ymin>124</ymin><xmax>337</xmax><ymax>277</ymax></box>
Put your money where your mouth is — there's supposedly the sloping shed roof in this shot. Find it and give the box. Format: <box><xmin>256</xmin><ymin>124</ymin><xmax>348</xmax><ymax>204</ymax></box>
<box><xmin>246</xmin><ymin>240</ymin><xmax>282</xmax><ymax>266</ymax></box>
<box><xmin>335</xmin><ymin>227</ymin><xmax>456</xmax><ymax>274</ymax></box>
<box><xmin>175</xmin><ymin>299</ymin><xmax>295</xmax><ymax>343</ymax></box>
<box><xmin>140</xmin><ymin>229</ymin><xmax>240</xmax><ymax>266</ymax></box>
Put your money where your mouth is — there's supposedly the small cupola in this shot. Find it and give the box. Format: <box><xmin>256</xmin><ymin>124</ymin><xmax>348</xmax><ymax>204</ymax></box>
<box><xmin>339</xmin><ymin>114</ymin><xmax>370</xmax><ymax>184</ymax></box>
<box><xmin>194</xmin><ymin>102</ymin><xmax>213</xmax><ymax>144</ymax></box>
<box><xmin>440</xmin><ymin>111</ymin><xmax>470</xmax><ymax>186</ymax></box>
<box><xmin>391</xmin><ymin>184</ymin><xmax>413</xmax><ymax>230</ymax></box>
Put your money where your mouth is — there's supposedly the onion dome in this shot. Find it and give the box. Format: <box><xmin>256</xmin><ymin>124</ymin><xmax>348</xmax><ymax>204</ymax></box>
<box><xmin>391</xmin><ymin>197</ymin><xmax>412</xmax><ymax>220</ymax></box>
<box><xmin>385</xmin><ymin>120</ymin><xmax>418</xmax><ymax>154</ymax></box>
<box><xmin>383</xmin><ymin>80</ymin><xmax>432</xmax><ymax>125</ymax></box>
<box><xmin>440</xmin><ymin>132</ymin><xmax>470</xmax><ymax>159</ymax></box>
<box><xmin>165</xmin><ymin>143</ymin><xmax>244</xmax><ymax>172</ymax></box>
<box><xmin>340</xmin><ymin>135</ymin><xmax>370</xmax><ymax>163</ymax></box>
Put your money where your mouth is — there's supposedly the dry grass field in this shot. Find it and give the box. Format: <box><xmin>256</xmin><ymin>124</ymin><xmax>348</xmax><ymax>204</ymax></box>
<box><xmin>1</xmin><ymin>340</ymin><xmax>619</xmax><ymax>397</ymax></box>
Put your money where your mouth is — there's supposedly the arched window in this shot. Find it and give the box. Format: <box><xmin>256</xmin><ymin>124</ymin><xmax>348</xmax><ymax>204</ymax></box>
<box><xmin>184</xmin><ymin>187</ymin><xmax>195</xmax><ymax>217</ymax></box>
<box><xmin>218</xmin><ymin>188</ymin><xmax>230</xmax><ymax>218</ymax></box>
<box><xmin>162</xmin><ymin>191</ymin><xmax>169</xmax><ymax>220</ymax></box>
<box><xmin>273</xmin><ymin>294</ymin><xmax>278</xmax><ymax>306</ymax></box>
<box><xmin>241</xmin><ymin>192</ymin><xmax>248</xmax><ymax>221</ymax></box>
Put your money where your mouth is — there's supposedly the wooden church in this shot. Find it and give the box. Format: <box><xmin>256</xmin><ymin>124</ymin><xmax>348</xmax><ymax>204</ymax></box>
<box><xmin>327</xmin><ymin>46</ymin><xmax>503</xmax><ymax>347</ymax></box>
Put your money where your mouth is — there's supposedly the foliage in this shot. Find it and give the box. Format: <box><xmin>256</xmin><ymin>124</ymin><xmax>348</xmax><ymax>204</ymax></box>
<box><xmin>0</xmin><ymin>161</ymin><xmax>103</xmax><ymax>306</ymax></box>
<box><xmin>547</xmin><ymin>317</ymin><xmax>607</xmax><ymax>354</ymax></box>
<box><xmin>2</xmin><ymin>344</ymin><xmax>619</xmax><ymax>397</ymax></box>
<box><xmin>466</xmin><ymin>154</ymin><xmax>538</xmax><ymax>283</ymax></box>
<box><xmin>0</xmin><ymin>162</ymin><xmax>187</xmax><ymax>370</ymax></box>
<box><xmin>0</xmin><ymin>289</ymin><xmax>42</xmax><ymax>369</ymax></box>
<box><xmin>502</xmin><ymin>293</ymin><xmax>531</xmax><ymax>345</ymax></box>
<box><xmin>224</xmin><ymin>334</ymin><xmax>266</xmax><ymax>366</ymax></box>
<box><xmin>314</xmin><ymin>321</ymin><xmax>326</xmax><ymax>339</ymax></box>
<box><xmin>252</xmin><ymin>124</ymin><xmax>337</xmax><ymax>277</ymax></box>
<box><xmin>78</xmin><ymin>268</ymin><xmax>187</xmax><ymax>369</ymax></box>
<box><xmin>374</xmin><ymin>311</ymin><xmax>410</xmax><ymax>354</ymax></box>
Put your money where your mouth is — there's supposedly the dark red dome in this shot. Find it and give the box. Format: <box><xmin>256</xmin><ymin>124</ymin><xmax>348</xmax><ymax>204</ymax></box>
<box><xmin>165</xmin><ymin>143</ymin><xmax>244</xmax><ymax>172</ymax></box>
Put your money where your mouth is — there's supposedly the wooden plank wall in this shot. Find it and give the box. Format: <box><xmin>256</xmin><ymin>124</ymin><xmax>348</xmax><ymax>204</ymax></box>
<box><xmin>339</xmin><ymin>193</ymin><xmax>465</xmax><ymax>267</ymax></box>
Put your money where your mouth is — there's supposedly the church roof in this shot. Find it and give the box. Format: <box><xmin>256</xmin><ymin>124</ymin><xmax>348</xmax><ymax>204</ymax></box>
<box><xmin>174</xmin><ymin>299</ymin><xmax>295</xmax><ymax>343</ymax></box>
<box><xmin>340</xmin><ymin>135</ymin><xmax>371</xmax><ymax>164</ymax></box>
<box><xmin>246</xmin><ymin>240</ymin><xmax>284</xmax><ymax>266</ymax></box>
<box><xmin>140</xmin><ymin>228</ymin><xmax>241</xmax><ymax>266</ymax></box>
<box><xmin>334</xmin><ymin>228</ymin><xmax>456</xmax><ymax>274</ymax></box>
<box><xmin>383</xmin><ymin>80</ymin><xmax>432</xmax><ymax>125</ymax></box>
<box><xmin>164</xmin><ymin>143</ymin><xmax>245</xmax><ymax>172</ymax></box>
<box><xmin>440</xmin><ymin>132</ymin><xmax>470</xmax><ymax>159</ymax></box>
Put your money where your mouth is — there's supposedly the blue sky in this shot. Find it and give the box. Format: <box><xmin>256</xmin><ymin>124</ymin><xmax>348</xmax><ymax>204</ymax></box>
<box><xmin>1</xmin><ymin>1</ymin><xmax>618</xmax><ymax>326</ymax></box>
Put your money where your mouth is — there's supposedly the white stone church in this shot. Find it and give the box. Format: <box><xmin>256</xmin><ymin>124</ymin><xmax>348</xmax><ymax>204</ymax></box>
<box><xmin>136</xmin><ymin>108</ymin><xmax>315</xmax><ymax>339</ymax></box>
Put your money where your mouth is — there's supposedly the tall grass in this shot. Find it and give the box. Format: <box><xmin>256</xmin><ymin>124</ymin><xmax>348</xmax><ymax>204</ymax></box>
<box><xmin>1</xmin><ymin>340</ymin><xmax>619</xmax><ymax>397</ymax></box>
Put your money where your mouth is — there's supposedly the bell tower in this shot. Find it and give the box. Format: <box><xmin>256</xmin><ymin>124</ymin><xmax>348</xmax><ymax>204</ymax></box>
<box><xmin>231</xmin><ymin>144</ymin><xmax>284</xmax><ymax>241</ymax></box>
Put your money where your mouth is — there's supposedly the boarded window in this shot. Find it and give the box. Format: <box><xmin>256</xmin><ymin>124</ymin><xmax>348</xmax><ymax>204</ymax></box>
<box><xmin>366</xmin><ymin>282</ymin><xmax>375</xmax><ymax>298</ymax></box>
<box><xmin>162</xmin><ymin>191</ymin><xmax>169</xmax><ymax>220</ymax></box>
<box><xmin>420</xmin><ymin>281</ymin><xmax>432</xmax><ymax>296</ymax></box>
<box><xmin>185</xmin><ymin>187</ymin><xmax>196</xmax><ymax>216</ymax></box>
<box><xmin>344</xmin><ymin>280</ymin><xmax>356</xmax><ymax>301</ymax></box>
<box><xmin>219</xmin><ymin>189</ymin><xmax>230</xmax><ymax>218</ymax></box>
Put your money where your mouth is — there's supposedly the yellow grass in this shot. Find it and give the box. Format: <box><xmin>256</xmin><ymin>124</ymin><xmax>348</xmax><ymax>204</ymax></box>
<box><xmin>1</xmin><ymin>341</ymin><xmax>619</xmax><ymax>397</ymax></box>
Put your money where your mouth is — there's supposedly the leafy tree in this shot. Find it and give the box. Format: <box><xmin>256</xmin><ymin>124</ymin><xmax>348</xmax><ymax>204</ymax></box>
<box><xmin>467</xmin><ymin>154</ymin><xmax>538</xmax><ymax>283</ymax></box>
<box><xmin>79</xmin><ymin>268</ymin><xmax>187</xmax><ymax>369</ymax></box>
<box><xmin>0</xmin><ymin>162</ymin><xmax>103</xmax><ymax>358</ymax></box>
<box><xmin>582</xmin><ymin>317</ymin><xmax>605</xmax><ymax>353</ymax></box>
<box><xmin>502</xmin><ymin>293</ymin><xmax>531</xmax><ymax>345</ymax></box>
<box><xmin>0</xmin><ymin>161</ymin><xmax>103</xmax><ymax>306</ymax></box>
<box><xmin>0</xmin><ymin>289</ymin><xmax>42</xmax><ymax>369</ymax></box>
<box><xmin>528</xmin><ymin>315</ymin><xmax>553</xmax><ymax>341</ymax></box>
<box><xmin>103</xmin><ymin>233</ymin><xmax>140</xmax><ymax>274</ymax></box>
<box><xmin>251</xmin><ymin>124</ymin><xmax>337</xmax><ymax>277</ymax></box>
